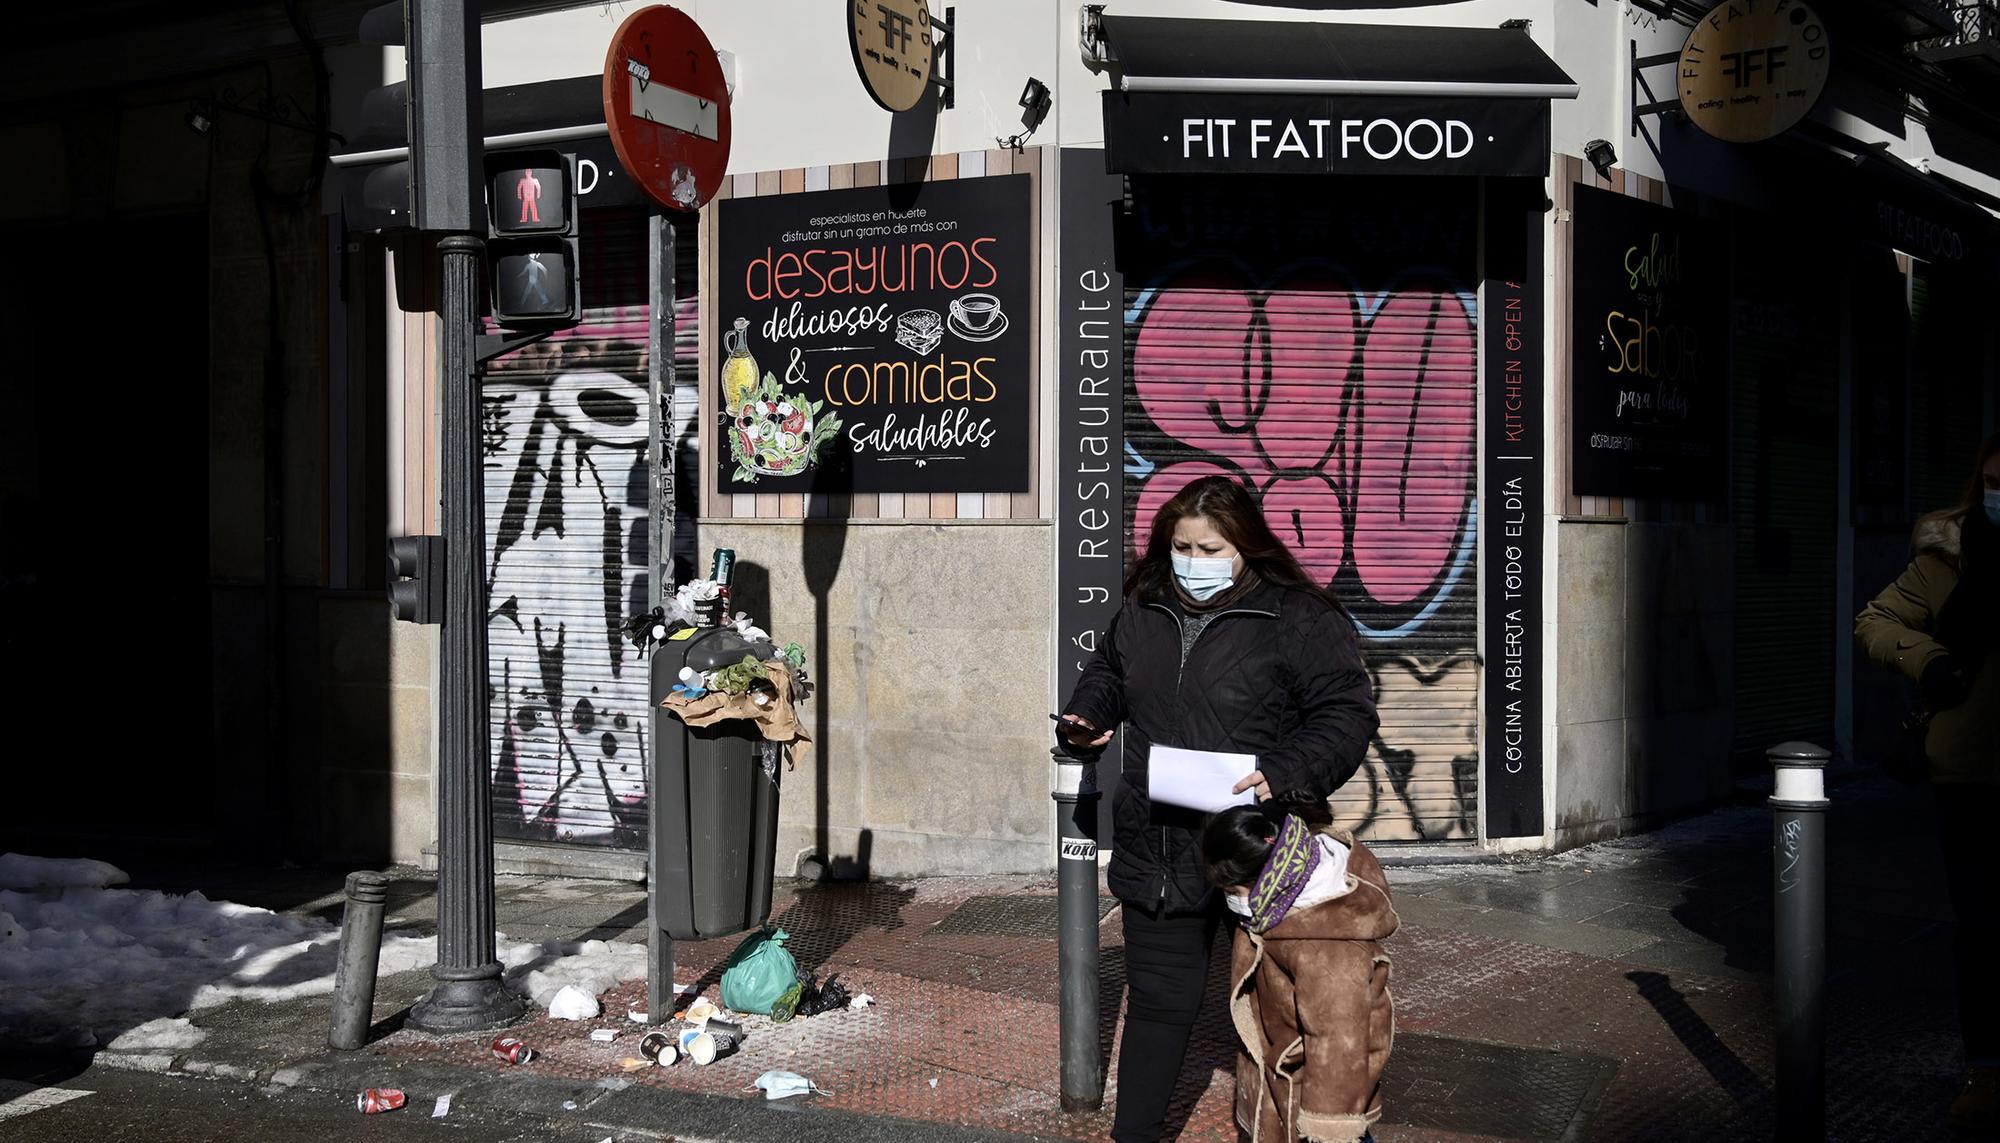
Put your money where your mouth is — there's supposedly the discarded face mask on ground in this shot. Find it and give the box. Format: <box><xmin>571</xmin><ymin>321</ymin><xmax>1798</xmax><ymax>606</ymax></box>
<box><xmin>751</xmin><ymin>1070</ymin><xmax>828</xmax><ymax>1100</ymax></box>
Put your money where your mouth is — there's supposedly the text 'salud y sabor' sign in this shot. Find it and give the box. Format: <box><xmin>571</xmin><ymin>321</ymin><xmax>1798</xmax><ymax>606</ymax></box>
<box><xmin>1569</xmin><ymin>185</ymin><xmax>1726</xmax><ymax>501</ymax></box>
<box><xmin>715</xmin><ymin>174</ymin><xmax>1031</xmax><ymax>493</ymax></box>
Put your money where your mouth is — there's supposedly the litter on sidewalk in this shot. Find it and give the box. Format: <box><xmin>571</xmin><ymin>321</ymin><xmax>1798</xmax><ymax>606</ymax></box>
<box><xmin>356</xmin><ymin>1089</ymin><xmax>405</xmax><ymax>1114</ymax></box>
<box><xmin>548</xmin><ymin>984</ymin><xmax>601</xmax><ymax>1020</ymax></box>
<box><xmin>751</xmin><ymin>1070</ymin><xmax>826</xmax><ymax>1100</ymax></box>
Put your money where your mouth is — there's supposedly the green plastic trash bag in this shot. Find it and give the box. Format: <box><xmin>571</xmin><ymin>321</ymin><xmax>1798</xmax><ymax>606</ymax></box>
<box><xmin>719</xmin><ymin>926</ymin><xmax>804</xmax><ymax>1021</ymax></box>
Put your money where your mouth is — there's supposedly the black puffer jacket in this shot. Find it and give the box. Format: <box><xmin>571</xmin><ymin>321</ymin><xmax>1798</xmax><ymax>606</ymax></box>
<box><xmin>1063</xmin><ymin>579</ymin><xmax>1378</xmax><ymax>913</ymax></box>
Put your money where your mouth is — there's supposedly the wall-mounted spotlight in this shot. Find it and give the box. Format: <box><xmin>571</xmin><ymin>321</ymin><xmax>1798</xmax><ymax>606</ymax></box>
<box><xmin>1020</xmin><ymin>77</ymin><xmax>1052</xmax><ymax>131</ymax></box>
<box><xmin>1584</xmin><ymin>138</ymin><xmax>1617</xmax><ymax>179</ymax></box>
<box><xmin>184</xmin><ymin>100</ymin><xmax>216</xmax><ymax>136</ymax></box>
<box><xmin>999</xmin><ymin>77</ymin><xmax>1051</xmax><ymax>152</ymax></box>
<box><xmin>180</xmin><ymin>91</ymin><xmax>343</xmax><ymax>146</ymax></box>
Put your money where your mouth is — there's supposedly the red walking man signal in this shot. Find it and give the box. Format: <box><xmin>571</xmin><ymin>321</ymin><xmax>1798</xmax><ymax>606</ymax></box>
<box><xmin>516</xmin><ymin>169</ymin><xmax>543</xmax><ymax>225</ymax></box>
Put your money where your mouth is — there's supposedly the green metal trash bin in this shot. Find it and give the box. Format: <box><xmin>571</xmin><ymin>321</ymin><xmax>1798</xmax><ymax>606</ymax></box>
<box><xmin>649</xmin><ymin>625</ymin><xmax>783</xmax><ymax>941</ymax></box>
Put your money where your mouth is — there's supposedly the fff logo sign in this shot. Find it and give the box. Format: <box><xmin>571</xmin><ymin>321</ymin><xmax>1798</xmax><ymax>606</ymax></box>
<box><xmin>1719</xmin><ymin>45</ymin><xmax>1794</xmax><ymax>88</ymax></box>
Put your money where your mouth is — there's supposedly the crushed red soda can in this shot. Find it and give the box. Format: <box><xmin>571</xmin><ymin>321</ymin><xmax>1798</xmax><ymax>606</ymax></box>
<box><xmin>356</xmin><ymin>1088</ymin><xmax>407</xmax><ymax>1114</ymax></box>
<box><xmin>490</xmin><ymin>1036</ymin><xmax>535</xmax><ymax>1065</ymax></box>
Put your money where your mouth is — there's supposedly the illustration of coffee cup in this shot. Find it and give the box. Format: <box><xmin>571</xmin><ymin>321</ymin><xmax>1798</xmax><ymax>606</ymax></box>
<box><xmin>951</xmin><ymin>293</ymin><xmax>1001</xmax><ymax>332</ymax></box>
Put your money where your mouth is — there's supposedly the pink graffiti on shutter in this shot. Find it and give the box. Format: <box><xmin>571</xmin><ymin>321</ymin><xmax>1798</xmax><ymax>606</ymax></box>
<box><xmin>1355</xmin><ymin>289</ymin><xmax>1476</xmax><ymax>605</ymax></box>
<box><xmin>1130</xmin><ymin>268</ymin><xmax>1475</xmax><ymax>611</ymax></box>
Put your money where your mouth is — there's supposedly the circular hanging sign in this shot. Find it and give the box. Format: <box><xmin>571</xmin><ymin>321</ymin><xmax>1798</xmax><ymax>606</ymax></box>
<box><xmin>1679</xmin><ymin>0</ymin><xmax>1831</xmax><ymax>144</ymax></box>
<box><xmin>602</xmin><ymin>5</ymin><xmax>732</xmax><ymax>212</ymax></box>
<box><xmin>848</xmin><ymin>0</ymin><xmax>934</xmax><ymax>112</ymax></box>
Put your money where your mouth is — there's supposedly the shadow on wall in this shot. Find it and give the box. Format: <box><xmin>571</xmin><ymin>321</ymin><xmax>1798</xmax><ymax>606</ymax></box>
<box><xmin>802</xmin><ymin>521</ymin><xmax>852</xmax><ymax>877</ymax></box>
<box><xmin>1623</xmin><ymin>524</ymin><xmax>1734</xmax><ymax>824</ymax></box>
<box><xmin>886</xmin><ymin>88</ymin><xmax>940</xmax><ymax>187</ymax></box>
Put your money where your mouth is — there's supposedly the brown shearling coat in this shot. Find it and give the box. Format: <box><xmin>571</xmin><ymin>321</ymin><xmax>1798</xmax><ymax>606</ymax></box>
<box><xmin>1855</xmin><ymin>516</ymin><xmax>2000</xmax><ymax>785</ymax></box>
<box><xmin>1230</xmin><ymin>827</ymin><xmax>1398</xmax><ymax>1143</ymax></box>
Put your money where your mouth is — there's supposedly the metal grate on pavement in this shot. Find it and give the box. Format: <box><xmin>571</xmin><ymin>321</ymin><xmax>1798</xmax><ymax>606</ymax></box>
<box><xmin>1381</xmin><ymin>1033</ymin><xmax>1619</xmax><ymax>1141</ymax></box>
<box><xmin>930</xmin><ymin>894</ymin><xmax>1119</xmax><ymax>938</ymax></box>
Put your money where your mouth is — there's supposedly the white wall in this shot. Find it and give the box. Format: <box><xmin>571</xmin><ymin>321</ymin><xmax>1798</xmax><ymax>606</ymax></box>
<box><xmin>328</xmin><ymin>0</ymin><xmax>2000</xmax><ymax>207</ymax></box>
<box><xmin>475</xmin><ymin>0</ymin><xmax>1557</xmax><ymax>171</ymax></box>
<box><xmin>479</xmin><ymin>1</ymin><xmax>1063</xmax><ymax>172</ymax></box>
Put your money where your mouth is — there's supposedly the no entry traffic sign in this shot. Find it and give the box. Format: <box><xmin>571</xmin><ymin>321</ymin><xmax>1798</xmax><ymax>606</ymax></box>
<box><xmin>602</xmin><ymin>5</ymin><xmax>731</xmax><ymax>213</ymax></box>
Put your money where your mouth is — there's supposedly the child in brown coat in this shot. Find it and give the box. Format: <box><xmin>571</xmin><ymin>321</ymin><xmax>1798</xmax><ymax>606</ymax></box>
<box><xmin>1202</xmin><ymin>794</ymin><xmax>1398</xmax><ymax>1143</ymax></box>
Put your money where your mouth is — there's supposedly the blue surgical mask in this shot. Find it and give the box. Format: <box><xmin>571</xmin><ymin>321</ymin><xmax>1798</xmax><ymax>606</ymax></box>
<box><xmin>1171</xmin><ymin>552</ymin><xmax>1236</xmax><ymax>600</ymax></box>
<box><xmin>1985</xmin><ymin>489</ymin><xmax>2000</xmax><ymax>529</ymax></box>
<box><xmin>752</xmin><ymin>1070</ymin><xmax>822</xmax><ymax>1100</ymax></box>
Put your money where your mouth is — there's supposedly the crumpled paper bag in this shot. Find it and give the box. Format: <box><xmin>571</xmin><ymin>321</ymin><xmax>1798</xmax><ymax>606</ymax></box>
<box><xmin>661</xmin><ymin>658</ymin><xmax>812</xmax><ymax>769</ymax></box>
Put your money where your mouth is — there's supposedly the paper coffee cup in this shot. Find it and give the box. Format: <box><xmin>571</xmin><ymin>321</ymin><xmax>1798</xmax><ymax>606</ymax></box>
<box><xmin>639</xmin><ymin>1030</ymin><xmax>678</xmax><ymax>1065</ymax></box>
<box><xmin>677</xmin><ymin>1028</ymin><xmax>717</xmax><ymax>1066</ymax></box>
<box><xmin>703</xmin><ymin>1019</ymin><xmax>745</xmax><ymax>1052</ymax></box>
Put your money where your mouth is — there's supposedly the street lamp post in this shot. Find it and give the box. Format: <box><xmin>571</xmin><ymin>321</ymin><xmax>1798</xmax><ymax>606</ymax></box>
<box><xmin>407</xmin><ymin>234</ymin><xmax>525</xmax><ymax>1035</ymax></box>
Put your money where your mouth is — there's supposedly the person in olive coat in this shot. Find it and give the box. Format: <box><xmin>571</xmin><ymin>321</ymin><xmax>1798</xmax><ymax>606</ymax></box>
<box><xmin>1059</xmin><ymin>475</ymin><xmax>1379</xmax><ymax>1143</ymax></box>
<box><xmin>1855</xmin><ymin>431</ymin><xmax>2000</xmax><ymax>1133</ymax></box>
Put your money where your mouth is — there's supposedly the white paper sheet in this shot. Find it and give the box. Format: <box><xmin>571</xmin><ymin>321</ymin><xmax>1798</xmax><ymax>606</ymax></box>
<box><xmin>1147</xmin><ymin>745</ymin><xmax>1259</xmax><ymax>813</ymax></box>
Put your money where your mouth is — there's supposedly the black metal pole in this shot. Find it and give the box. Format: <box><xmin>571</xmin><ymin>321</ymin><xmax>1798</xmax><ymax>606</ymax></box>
<box><xmin>328</xmin><ymin>871</ymin><xmax>389</xmax><ymax>1049</ymax></box>
<box><xmin>408</xmin><ymin>233</ymin><xmax>523</xmax><ymax>1034</ymax></box>
<box><xmin>1052</xmin><ymin>745</ymin><xmax>1104</xmax><ymax>1112</ymax></box>
<box><xmin>646</xmin><ymin>211</ymin><xmax>677</xmax><ymax>1026</ymax></box>
<box><xmin>1770</xmin><ymin>740</ymin><xmax>1829</xmax><ymax>1142</ymax></box>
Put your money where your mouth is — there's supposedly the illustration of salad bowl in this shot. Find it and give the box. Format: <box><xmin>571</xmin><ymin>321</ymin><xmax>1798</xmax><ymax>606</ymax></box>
<box><xmin>727</xmin><ymin>371</ymin><xmax>841</xmax><ymax>482</ymax></box>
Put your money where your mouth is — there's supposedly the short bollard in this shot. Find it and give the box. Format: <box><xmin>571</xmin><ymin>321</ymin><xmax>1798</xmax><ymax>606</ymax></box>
<box><xmin>1052</xmin><ymin>745</ymin><xmax>1104</xmax><ymax>1113</ymax></box>
<box><xmin>1769</xmin><ymin>741</ymin><xmax>1829</xmax><ymax>1143</ymax></box>
<box><xmin>328</xmin><ymin>871</ymin><xmax>391</xmax><ymax>1050</ymax></box>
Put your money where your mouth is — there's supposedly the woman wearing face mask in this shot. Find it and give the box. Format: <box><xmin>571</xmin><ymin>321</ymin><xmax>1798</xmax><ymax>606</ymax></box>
<box><xmin>1058</xmin><ymin>475</ymin><xmax>1378</xmax><ymax>1143</ymax></box>
<box><xmin>1856</xmin><ymin>431</ymin><xmax>2000</xmax><ymax>1134</ymax></box>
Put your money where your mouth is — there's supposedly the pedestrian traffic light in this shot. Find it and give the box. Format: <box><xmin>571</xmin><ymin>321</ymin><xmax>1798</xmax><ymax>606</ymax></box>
<box><xmin>346</xmin><ymin>0</ymin><xmax>483</xmax><ymax>233</ymax></box>
<box><xmin>484</xmin><ymin>149</ymin><xmax>581</xmax><ymax>328</ymax></box>
<box><xmin>389</xmin><ymin>535</ymin><xmax>445</xmax><ymax>624</ymax></box>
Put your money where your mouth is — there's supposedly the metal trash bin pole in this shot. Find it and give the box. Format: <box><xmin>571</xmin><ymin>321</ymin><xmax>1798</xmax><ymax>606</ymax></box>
<box><xmin>1770</xmin><ymin>740</ymin><xmax>1829</xmax><ymax>1143</ymax></box>
<box><xmin>1052</xmin><ymin>744</ymin><xmax>1105</xmax><ymax>1112</ymax></box>
<box><xmin>328</xmin><ymin>872</ymin><xmax>390</xmax><ymax>1050</ymax></box>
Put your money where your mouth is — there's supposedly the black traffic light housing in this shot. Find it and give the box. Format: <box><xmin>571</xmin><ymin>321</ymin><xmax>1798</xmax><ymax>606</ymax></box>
<box><xmin>484</xmin><ymin>149</ymin><xmax>582</xmax><ymax>329</ymax></box>
<box><xmin>389</xmin><ymin>535</ymin><xmax>445</xmax><ymax>624</ymax></box>
<box><xmin>344</xmin><ymin>0</ymin><xmax>483</xmax><ymax>233</ymax></box>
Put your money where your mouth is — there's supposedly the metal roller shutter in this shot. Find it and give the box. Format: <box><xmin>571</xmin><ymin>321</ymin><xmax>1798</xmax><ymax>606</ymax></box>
<box><xmin>1729</xmin><ymin>231</ymin><xmax>1836</xmax><ymax>763</ymax></box>
<box><xmin>482</xmin><ymin>208</ymin><xmax>699</xmax><ymax>847</ymax></box>
<box><xmin>1119</xmin><ymin>177</ymin><xmax>1481</xmax><ymax>842</ymax></box>
<box><xmin>1909</xmin><ymin>263</ymin><xmax>1985</xmax><ymax>512</ymax></box>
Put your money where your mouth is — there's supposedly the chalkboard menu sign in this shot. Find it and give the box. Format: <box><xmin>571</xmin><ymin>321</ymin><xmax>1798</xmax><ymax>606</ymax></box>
<box><xmin>1570</xmin><ymin>185</ymin><xmax>1727</xmax><ymax>500</ymax></box>
<box><xmin>715</xmin><ymin>174</ymin><xmax>1032</xmax><ymax>494</ymax></box>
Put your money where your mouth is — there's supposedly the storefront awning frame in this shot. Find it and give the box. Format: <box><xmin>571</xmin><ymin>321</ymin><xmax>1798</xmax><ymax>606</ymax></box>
<box><xmin>1091</xmin><ymin>13</ymin><xmax>1580</xmax><ymax>101</ymax></box>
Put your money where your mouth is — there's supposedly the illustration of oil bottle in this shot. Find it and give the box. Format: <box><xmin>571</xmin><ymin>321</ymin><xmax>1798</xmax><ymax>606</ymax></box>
<box><xmin>721</xmin><ymin>318</ymin><xmax>760</xmax><ymax>415</ymax></box>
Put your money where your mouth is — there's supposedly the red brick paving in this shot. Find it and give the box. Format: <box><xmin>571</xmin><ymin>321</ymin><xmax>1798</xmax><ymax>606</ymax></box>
<box><xmin>379</xmin><ymin>872</ymin><xmax>1958</xmax><ymax>1142</ymax></box>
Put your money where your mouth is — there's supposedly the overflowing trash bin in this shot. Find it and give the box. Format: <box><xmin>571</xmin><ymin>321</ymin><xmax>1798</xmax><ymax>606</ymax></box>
<box><xmin>649</xmin><ymin>622</ymin><xmax>785</xmax><ymax>940</ymax></box>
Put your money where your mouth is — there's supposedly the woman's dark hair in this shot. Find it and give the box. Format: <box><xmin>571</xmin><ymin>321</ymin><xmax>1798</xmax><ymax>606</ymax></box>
<box><xmin>1917</xmin><ymin>430</ymin><xmax>2000</xmax><ymax>545</ymax></box>
<box><xmin>1201</xmin><ymin>791</ymin><xmax>1336</xmax><ymax>889</ymax></box>
<box><xmin>1127</xmin><ymin>475</ymin><xmax>1346</xmax><ymax>614</ymax></box>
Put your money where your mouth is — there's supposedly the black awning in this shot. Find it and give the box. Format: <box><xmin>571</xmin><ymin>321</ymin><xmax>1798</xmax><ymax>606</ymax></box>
<box><xmin>1096</xmin><ymin>14</ymin><xmax>1579</xmax><ymax>99</ymax></box>
<box><xmin>1847</xmin><ymin>151</ymin><xmax>2000</xmax><ymax>278</ymax></box>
